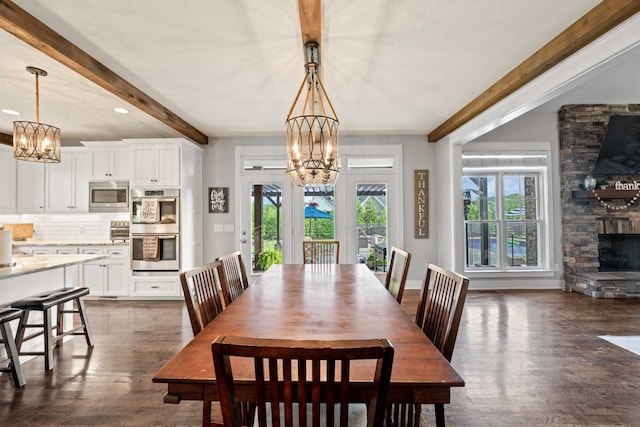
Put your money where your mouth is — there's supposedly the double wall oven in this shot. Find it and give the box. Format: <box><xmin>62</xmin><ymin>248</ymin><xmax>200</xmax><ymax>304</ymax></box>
<box><xmin>130</xmin><ymin>188</ymin><xmax>180</xmax><ymax>272</ymax></box>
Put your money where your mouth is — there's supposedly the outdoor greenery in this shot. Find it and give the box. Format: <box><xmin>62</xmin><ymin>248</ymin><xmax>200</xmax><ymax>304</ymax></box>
<box><xmin>465</xmin><ymin>193</ymin><xmax>525</xmax><ymax>220</ymax></box>
<box><xmin>255</xmin><ymin>200</ymin><xmax>387</xmax><ymax>240</ymax></box>
<box><xmin>257</xmin><ymin>248</ymin><xmax>283</xmax><ymax>271</ymax></box>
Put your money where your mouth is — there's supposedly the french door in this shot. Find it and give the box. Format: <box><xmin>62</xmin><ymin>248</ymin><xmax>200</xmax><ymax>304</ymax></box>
<box><xmin>236</xmin><ymin>145</ymin><xmax>402</xmax><ymax>271</ymax></box>
<box><xmin>239</xmin><ymin>167</ymin><xmax>295</xmax><ymax>276</ymax></box>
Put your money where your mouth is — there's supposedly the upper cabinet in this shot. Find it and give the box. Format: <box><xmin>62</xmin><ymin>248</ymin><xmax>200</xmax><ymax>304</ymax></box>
<box><xmin>16</xmin><ymin>160</ymin><xmax>46</xmax><ymax>213</ymax></box>
<box><xmin>81</xmin><ymin>141</ymin><xmax>131</xmax><ymax>181</ymax></box>
<box><xmin>46</xmin><ymin>148</ymin><xmax>89</xmax><ymax>212</ymax></box>
<box><xmin>0</xmin><ymin>145</ymin><xmax>16</xmax><ymax>214</ymax></box>
<box><xmin>128</xmin><ymin>140</ymin><xmax>181</xmax><ymax>187</ymax></box>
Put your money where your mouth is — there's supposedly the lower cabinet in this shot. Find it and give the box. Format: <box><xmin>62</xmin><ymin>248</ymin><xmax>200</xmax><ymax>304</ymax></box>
<box><xmin>18</xmin><ymin>246</ymin><xmax>79</xmax><ymax>287</ymax></box>
<box><xmin>80</xmin><ymin>246</ymin><xmax>130</xmax><ymax>297</ymax></box>
<box><xmin>130</xmin><ymin>275</ymin><xmax>181</xmax><ymax>298</ymax></box>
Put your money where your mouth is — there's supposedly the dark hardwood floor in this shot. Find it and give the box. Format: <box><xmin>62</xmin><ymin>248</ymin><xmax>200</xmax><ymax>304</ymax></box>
<box><xmin>2</xmin><ymin>289</ymin><xmax>640</xmax><ymax>426</ymax></box>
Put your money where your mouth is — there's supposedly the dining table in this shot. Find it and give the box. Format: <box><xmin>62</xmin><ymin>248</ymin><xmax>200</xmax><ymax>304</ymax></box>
<box><xmin>152</xmin><ymin>263</ymin><xmax>464</xmax><ymax>407</ymax></box>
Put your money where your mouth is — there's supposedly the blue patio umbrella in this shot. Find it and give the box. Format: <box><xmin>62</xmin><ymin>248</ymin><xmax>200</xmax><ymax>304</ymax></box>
<box><xmin>304</xmin><ymin>205</ymin><xmax>333</xmax><ymax>219</ymax></box>
<box><xmin>304</xmin><ymin>205</ymin><xmax>333</xmax><ymax>237</ymax></box>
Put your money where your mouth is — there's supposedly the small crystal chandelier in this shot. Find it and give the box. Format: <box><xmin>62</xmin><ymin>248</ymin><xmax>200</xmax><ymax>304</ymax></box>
<box><xmin>286</xmin><ymin>42</ymin><xmax>339</xmax><ymax>186</ymax></box>
<box><xmin>13</xmin><ymin>66</ymin><xmax>61</xmax><ymax>163</ymax></box>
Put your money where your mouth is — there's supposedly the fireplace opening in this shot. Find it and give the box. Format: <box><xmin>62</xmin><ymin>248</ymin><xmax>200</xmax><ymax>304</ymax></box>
<box><xmin>598</xmin><ymin>234</ymin><xmax>640</xmax><ymax>271</ymax></box>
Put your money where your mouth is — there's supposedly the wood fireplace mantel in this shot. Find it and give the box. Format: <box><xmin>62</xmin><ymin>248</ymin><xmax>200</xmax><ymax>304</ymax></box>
<box><xmin>572</xmin><ymin>189</ymin><xmax>640</xmax><ymax>199</ymax></box>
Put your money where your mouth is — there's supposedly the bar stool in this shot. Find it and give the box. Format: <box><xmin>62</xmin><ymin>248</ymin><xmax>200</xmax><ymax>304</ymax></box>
<box><xmin>12</xmin><ymin>287</ymin><xmax>93</xmax><ymax>371</ymax></box>
<box><xmin>0</xmin><ymin>307</ymin><xmax>26</xmax><ymax>387</ymax></box>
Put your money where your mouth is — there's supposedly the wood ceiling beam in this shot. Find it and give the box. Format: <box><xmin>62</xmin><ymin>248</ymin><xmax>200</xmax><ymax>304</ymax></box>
<box><xmin>0</xmin><ymin>0</ymin><xmax>208</xmax><ymax>145</ymax></box>
<box><xmin>428</xmin><ymin>0</ymin><xmax>640</xmax><ymax>143</ymax></box>
<box><xmin>298</xmin><ymin>0</ymin><xmax>321</xmax><ymax>47</ymax></box>
<box><xmin>0</xmin><ymin>132</ymin><xmax>12</xmax><ymax>146</ymax></box>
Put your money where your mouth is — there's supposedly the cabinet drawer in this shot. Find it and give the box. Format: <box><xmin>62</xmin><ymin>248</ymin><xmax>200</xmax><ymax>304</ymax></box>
<box><xmin>106</xmin><ymin>247</ymin><xmax>128</xmax><ymax>258</ymax></box>
<box><xmin>81</xmin><ymin>247</ymin><xmax>105</xmax><ymax>255</ymax></box>
<box><xmin>131</xmin><ymin>278</ymin><xmax>180</xmax><ymax>296</ymax></box>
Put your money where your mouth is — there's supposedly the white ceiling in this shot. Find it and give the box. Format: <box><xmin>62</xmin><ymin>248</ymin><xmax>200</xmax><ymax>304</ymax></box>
<box><xmin>3</xmin><ymin>0</ymin><xmax>636</xmax><ymax>147</ymax></box>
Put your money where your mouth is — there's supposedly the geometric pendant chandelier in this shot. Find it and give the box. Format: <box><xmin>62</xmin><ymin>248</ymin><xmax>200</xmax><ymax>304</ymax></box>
<box><xmin>285</xmin><ymin>42</ymin><xmax>339</xmax><ymax>186</ymax></box>
<box><xmin>13</xmin><ymin>66</ymin><xmax>61</xmax><ymax>163</ymax></box>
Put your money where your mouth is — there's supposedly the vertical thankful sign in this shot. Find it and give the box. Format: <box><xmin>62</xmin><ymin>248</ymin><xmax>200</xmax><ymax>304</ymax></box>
<box><xmin>414</xmin><ymin>169</ymin><xmax>429</xmax><ymax>238</ymax></box>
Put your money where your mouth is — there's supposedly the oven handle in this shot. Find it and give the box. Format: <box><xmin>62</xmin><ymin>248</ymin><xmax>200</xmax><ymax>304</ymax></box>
<box><xmin>132</xmin><ymin>234</ymin><xmax>177</xmax><ymax>239</ymax></box>
<box><xmin>132</xmin><ymin>198</ymin><xmax>177</xmax><ymax>203</ymax></box>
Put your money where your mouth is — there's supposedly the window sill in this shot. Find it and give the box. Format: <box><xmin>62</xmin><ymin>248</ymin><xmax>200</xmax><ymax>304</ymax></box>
<box><xmin>464</xmin><ymin>269</ymin><xmax>556</xmax><ymax>279</ymax></box>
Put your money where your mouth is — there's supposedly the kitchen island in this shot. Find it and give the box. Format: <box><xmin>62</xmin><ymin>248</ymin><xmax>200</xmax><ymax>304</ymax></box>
<box><xmin>0</xmin><ymin>253</ymin><xmax>107</xmax><ymax>305</ymax></box>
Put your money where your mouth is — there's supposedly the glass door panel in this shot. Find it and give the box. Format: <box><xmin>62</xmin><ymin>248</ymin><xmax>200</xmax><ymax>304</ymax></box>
<box><xmin>250</xmin><ymin>184</ymin><xmax>284</xmax><ymax>274</ymax></box>
<box><xmin>304</xmin><ymin>186</ymin><xmax>335</xmax><ymax>240</ymax></box>
<box><xmin>356</xmin><ymin>183</ymin><xmax>387</xmax><ymax>271</ymax></box>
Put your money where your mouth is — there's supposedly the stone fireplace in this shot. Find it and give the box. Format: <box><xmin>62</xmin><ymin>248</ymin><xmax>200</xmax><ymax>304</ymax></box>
<box><xmin>559</xmin><ymin>104</ymin><xmax>640</xmax><ymax>298</ymax></box>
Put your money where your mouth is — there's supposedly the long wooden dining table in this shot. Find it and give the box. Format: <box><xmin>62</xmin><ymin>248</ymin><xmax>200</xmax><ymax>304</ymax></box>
<box><xmin>152</xmin><ymin>263</ymin><xmax>464</xmax><ymax>407</ymax></box>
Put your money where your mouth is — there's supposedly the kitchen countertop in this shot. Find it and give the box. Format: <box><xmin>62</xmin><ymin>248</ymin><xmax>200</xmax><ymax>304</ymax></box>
<box><xmin>11</xmin><ymin>240</ymin><xmax>129</xmax><ymax>247</ymax></box>
<box><xmin>0</xmin><ymin>253</ymin><xmax>108</xmax><ymax>280</ymax></box>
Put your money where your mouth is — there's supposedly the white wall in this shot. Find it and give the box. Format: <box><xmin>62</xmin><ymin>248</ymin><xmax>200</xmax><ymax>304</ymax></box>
<box><xmin>202</xmin><ymin>135</ymin><xmax>438</xmax><ymax>287</ymax></box>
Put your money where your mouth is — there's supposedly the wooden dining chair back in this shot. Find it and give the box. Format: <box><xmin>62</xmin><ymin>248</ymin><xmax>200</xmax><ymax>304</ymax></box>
<box><xmin>212</xmin><ymin>336</ymin><xmax>395</xmax><ymax>427</ymax></box>
<box><xmin>180</xmin><ymin>261</ymin><xmax>230</xmax><ymax>426</ymax></box>
<box><xmin>415</xmin><ymin>263</ymin><xmax>469</xmax><ymax>361</ymax></box>
<box><xmin>383</xmin><ymin>247</ymin><xmax>411</xmax><ymax>303</ymax></box>
<box><xmin>389</xmin><ymin>263</ymin><xmax>469</xmax><ymax>427</ymax></box>
<box><xmin>216</xmin><ymin>251</ymin><xmax>250</xmax><ymax>307</ymax></box>
<box><xmin>303</xmin><ymin>240</ymin><xmax>340</xmax><ymax>264</ymax></box>
<box><xmin>180</xmin><ymin>261</ymin><xmax>226</xmax><ymax>337</ymax></box>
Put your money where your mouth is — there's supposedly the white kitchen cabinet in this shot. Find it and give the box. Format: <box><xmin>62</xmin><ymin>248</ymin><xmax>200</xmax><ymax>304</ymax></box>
<box><xmin>46</xmin><ymin>149</ymin><xmax>89</xmax><ymax>212</ymax></box>
<box><xmin>130</xmin><ymin>143</ymin><xmax>180</xmax><ymax>187</ymax></box>
<box><xmin>18</xmin><ymin>246</ymin><xmax>79</xmax><ymax>287</ymax></box>
<box><xmin>16</xmin><ymin>161</ymin><xmax>45</xmax><ymax>213</ymax></box>
<box><xmin>81</xmin><ymin>141</ymin><xmax>131</xmax><ymax>181</ymax></box>
<box><xmin>0</xmin><ymin>145</ymin><xmax>16</xmax><ymax>213</ymax></box>
<box><xmin>130</xmin><ymin>275</ymin><xmax>181</xmax><ymax>298</ymax></box>
<box><xmin>80</xmin><ymin>246</ymin><xmax>129</xmax><ymax>297</ymax></box>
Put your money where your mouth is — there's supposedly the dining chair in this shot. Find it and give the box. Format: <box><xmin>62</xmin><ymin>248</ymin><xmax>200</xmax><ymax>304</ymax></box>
<box><xmin>303</xmin><ymin>240</ymin><xmax>340</xmax><ymax>264</ymax></box>
<box><xmin>216</xmin><ymin>251</ymin><xmax>250</xmax><ymax>307</ymax></box>
<box><xmin>383</xmin><ymin>247</ymin><xmax>412</xmax><ymax>304</ymax></box>
<box><xmin>180</xmin><ymin>261</ymin><xmax>226</xmax><ymax>426</ymax></box>
<box><xmin>212</xmin><ymin>335</ymin><xmax>395</xmax><ymax>427</ymax></box>
<box><xmin>180</xmin><ymin>261</ymin><xmax>226</xmax><ymax>337</ymax></box>
<box><xmin>180</xmin><ymin>261</ymin><xmax>255</xmax><ymax>427</ymax></box>
<box><xmin>388</xmin><ymin>263</ymin><xmax>469</xmax><ymax>427</ymax></box>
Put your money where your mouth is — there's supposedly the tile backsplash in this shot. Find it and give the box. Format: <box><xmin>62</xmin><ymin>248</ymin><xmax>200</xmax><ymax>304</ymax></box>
<box><xmin>0</xmin><ymin>213</ymin><xmax>129</xmax><ymax>241</ymax></box>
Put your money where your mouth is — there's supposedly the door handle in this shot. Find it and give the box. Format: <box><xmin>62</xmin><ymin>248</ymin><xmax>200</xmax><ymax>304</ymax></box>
<box><xmin>241</xmin><ymin>239</ymin><xmax>247</xmax><ymax>243</ymax></box>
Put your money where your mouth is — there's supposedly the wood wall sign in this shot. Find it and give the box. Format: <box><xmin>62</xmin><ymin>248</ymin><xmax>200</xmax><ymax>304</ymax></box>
<box><xmin>209</xmin><ymin>187</ymin><xmax>229</xmax><ymax>213</ymax></box>
<box><xmin>414</xmin><ymin>170</ymin><xmax>429</xmax><ymax>238</ymax></box>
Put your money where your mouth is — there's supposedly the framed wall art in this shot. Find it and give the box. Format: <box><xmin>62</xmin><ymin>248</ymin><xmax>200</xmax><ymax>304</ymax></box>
<box><xmin>208</xmin><ymin>187</ymin><xmax>229</xmax><ymax>213</ymax></box>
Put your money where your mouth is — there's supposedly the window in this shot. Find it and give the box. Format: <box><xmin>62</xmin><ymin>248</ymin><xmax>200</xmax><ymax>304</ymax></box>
<box><xmin>462</xmin><ymin>152</ymin><xmax>550</xmax><ymax>272</ymax></box>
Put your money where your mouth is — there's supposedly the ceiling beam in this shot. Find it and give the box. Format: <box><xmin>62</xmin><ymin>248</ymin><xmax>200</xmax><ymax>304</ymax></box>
<box><xmin>298</xmin><ymin>0</ymin><xmax>321</xmax><ymax>47</ymax></box>
<box><xmin>0</xmin><ymin>0</ymin><xmax>208</xmax><ymax>145</ymax></box>
<box><xmin>0</xmin><ymin>132</ymin><xmax>11</xmax><ymax>146</ymax></box>
<box><xmin>428</xmin><ymin>0</ymin><xmax>640</xmax><ymax>143</ymax></box>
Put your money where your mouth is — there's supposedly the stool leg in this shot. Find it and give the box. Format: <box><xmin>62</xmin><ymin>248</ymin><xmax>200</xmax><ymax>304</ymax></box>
<box><xmin>43</xmin><ymin>308</ymin><xmax>54</xmax><ymax>371</ymax></box>
<box><xmin>14</xmin><ymin>310</ymin><xmax>29</xmax><ymax>351</ymax></box>
<box><xmin>56</xmin><ymin>302</ymin><xmax>65</xmax><ymax>347</ymax></box>
<box><xmin>1</xmin><ymin>322</ymin><xmax>25</xmax><ymax>387</ymax></box>
<box><xmin>76</xmin><ymin>297</ymin><xmax>94</xmax><ymax>347</ymax></box>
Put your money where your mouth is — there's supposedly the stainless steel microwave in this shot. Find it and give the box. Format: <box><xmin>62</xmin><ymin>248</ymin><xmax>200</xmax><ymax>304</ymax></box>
<box><xmin>89</xmin><ymin>181</ymin><xmax>129</xmax><ymax>212</ymax></box>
